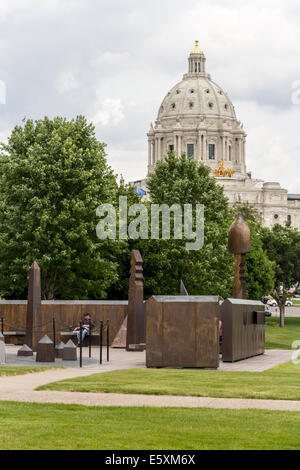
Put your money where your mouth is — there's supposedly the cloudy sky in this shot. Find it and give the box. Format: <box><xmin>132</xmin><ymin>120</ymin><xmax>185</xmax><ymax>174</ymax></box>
<box><xmin>0</xmin><ymin>0</ymin><xmax>299</xmax><ymax>192</ymax></box>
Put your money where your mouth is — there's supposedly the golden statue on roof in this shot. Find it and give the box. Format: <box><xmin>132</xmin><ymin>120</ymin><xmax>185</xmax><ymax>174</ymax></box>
<box><xmin>213</xmin><ymin>161</ymin><xmax>236</xmax><ymax>178</ymax></box>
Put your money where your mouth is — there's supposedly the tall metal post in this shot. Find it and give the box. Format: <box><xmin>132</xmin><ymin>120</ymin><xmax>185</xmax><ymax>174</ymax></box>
<box><xmin>100</xmin><ymin>321</ymin><xmax>103</xmax><ymax>365</ymax></box>
<box><xmin>106</xmin><ymin>320</ymin><xmax>110</xmax><ymax>362</ymax></box>
<box><xmin>52</xmin><ymin>317</ymin><xmax>56</xmax><ymax>349</ymax></box>
<box><xmin>79</xmin><ymin>321</ymin><xmax>83</xmax><ymax>368</ymax></box>
<box><xmin>89</xmin><ymin>319</ymin><xmax>92</xmax><ymax>358</ymax></box>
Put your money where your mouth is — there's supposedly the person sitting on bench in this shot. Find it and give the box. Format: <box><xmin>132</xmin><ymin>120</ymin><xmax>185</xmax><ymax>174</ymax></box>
<box><xmin>73</xmin><ymin>313</ymin><xmax>95</xmax><ymax>346</ymax></box>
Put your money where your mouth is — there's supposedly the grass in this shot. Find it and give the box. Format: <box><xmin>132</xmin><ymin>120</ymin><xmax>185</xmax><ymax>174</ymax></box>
<box><xmin>0</xmin><ymin>401</ymin><xmax>299</xmax><ymax>450</ymax></box>
<box><xmin>0</xmin><ymin>366</ymin><xmax>61</xmax><ymax>377</ymax></box>
<box><xmin>265</xmin><ymin>317</ymin><xmax>300</xmax><ymax>349</ymax></box>
<box><xmin>38</xmin><ymin>361</ymin><xmax>300</xmax><ymax>401</ymax></box>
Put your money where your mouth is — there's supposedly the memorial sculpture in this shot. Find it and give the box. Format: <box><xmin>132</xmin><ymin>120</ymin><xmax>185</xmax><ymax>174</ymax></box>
<box><xmin>17</xmin><ymin>344</ymin><xmax>33</xmax><ymax>357</ymax></box>
<box><xmin>0</xmin><ymin>333</ymin><xmax>6</xmax><ymax>364</ymax></box>
<box><xmin>146</xmin><ymin>296</ymin><xmax>220</xmax><ymax>369</ymax></box>
<box><xmin>24</xmin><ymin>261</ymin><xmax>42</xmax><ymax>351</ymax></box>
<box><xmin>222</xmin><ymin>213</ymin><xmax>265</xmax><ymax>362</ymax></box>
<box><xmin>180</xmin><ymin>280</ymin><xmax>189</xmax><ymax>296</ymax></box>
<box><xmin>62</xmin><ymin>340</ymin><xmax>77</xmax><ymax>361</ymax></box>
<box><xmin>126</xmin><ymin>250</ymin><xmax>145</xmax><ymax>351</ymax></box>
<box><xmin>36</xmin><ymin>335</ymin><xmax>55</xmax><ymax>363</ymax></box>
<box><xmin>55</xmin><ymin>342</ymin><xmax>65</xmax><ymax>359</ymax></box>
<box><xmin>228</xmin><ymin>214</ymin><xmax>251</xmax><ymax>300</ymax></box>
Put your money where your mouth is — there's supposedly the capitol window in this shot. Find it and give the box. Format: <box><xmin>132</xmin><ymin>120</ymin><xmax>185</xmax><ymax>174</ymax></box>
<box><xmin>274</xmin><ymin>214</ymin><xmax>279</xmax><ymax>220</ymax></box>
<box><xmin>169</xmin><ymin>145</ymin><xmax>174</xmax><ymax>152</ymax></box>
<box><xmin>190</xmin><ymin>89</ymin><xmax>195</xmax><ymax>94</ymax></box>
<box><xmin>187</xmin><ymin>144</ymin><xmax>194</xmax><ymax>158</ymax></box>
<box><xmin>171</xmin><ymin>103</ymin><xmax>176</xmax><ymax>109</ymax></box>
<box><xmin>208</xmin><ymin>144</ymin><xmax>215</xmax><ymax>160</ymax></box>
<box><xmin>208</xmin><ymin>102</ymin><xmax>214</xmax><ymax>109</ymax></box>
<box><xmin>189</xmin><ymin>102</ymin><xmax>194</xmax><ymax>108</ymax></box>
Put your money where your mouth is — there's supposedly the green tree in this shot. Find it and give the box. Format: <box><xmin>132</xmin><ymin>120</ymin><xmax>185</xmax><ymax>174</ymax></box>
<box><xmin>260</xmin><ymin>224</ymin><xmax>300</xmax><ymax>327</ymax></box>
<box><xmin>0</xmin><ymin>116</ymin><xmax>119</xmax><ymax>300</ymax></box>
<box><xmin>139</xmin><ymin>153</ymin><xmax>234</xmax><ymax>298</ymax></box>
<box><xmin>244</xmin><ymin>222</ymin><xmax>275</xmax><ymax>300</ymax></box>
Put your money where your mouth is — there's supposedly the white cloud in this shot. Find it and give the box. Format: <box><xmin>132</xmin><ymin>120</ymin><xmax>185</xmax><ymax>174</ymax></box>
<box><xmin>93</xmin><ymin>98</ymin><xmax>125</xmax><ymax>126</ymax></box>
<box><xmin>0</xmin><ymin>0</ymin><xmax>299</xmax><ymax>193</ymax></box>
<box><xmin>54</xmin><ymin>71</ymin><xmax>80</xmax><ymax>94</ymax></box>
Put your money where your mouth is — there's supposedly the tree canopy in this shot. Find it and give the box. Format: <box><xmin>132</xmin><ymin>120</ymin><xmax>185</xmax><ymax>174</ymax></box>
<box><xmin>0</xmin><ymin>116</ymin><xmax>119</xmax><ymax>299</ymax></box>
<box><xmin>139</xmin><ymin>153</ymin><xmax>234</xmax><ymax>298</ymax></box>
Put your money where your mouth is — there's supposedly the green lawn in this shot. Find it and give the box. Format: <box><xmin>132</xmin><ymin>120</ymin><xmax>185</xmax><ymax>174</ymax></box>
<box><xmin>265</xmin><ymin>317</ymin><xmax>300</xmax><ymax>349</ymax></box>
<box><xmin>38</xmin><ymin>361</ymin><xmax>300</xmax><ymax>401</ymax></box>
<box><xmin>0</xmin><ymin>366</ymin><xmax>60</xmax><ymax>377</ymax></box>
<box><xmin>0</xmin><ymin>401</ymin><xmax>299</xmax><ymax>450</ymax></box>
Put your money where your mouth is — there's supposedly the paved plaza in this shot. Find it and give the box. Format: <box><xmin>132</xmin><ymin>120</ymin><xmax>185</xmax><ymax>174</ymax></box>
<box><xmin>0</xmin><ymin>345</ymin><xmax>298</xmax><ymax>412</ymax></box>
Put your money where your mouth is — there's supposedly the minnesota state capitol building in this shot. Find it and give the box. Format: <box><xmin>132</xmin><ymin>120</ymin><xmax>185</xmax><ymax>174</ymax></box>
<box><xmin>135</xmin><ymin>41</ymin><xmax>300</xmax><ymax>230</ymax></box>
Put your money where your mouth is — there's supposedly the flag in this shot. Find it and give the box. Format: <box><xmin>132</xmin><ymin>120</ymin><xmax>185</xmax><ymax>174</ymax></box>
<box><xmin>22</xmin><ymin>116</ymin><xmax>26</xmax><ymax>123</ymax></box>
<box><xmin>134</xmin><ymin>188</ymin><xmax>147</xmax><ymax>197</ymax></box>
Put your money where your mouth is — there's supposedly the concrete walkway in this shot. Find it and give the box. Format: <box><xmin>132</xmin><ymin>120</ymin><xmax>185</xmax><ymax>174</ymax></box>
<box><xmin>0</xmin><ymin>346</ymin><xmax>298</xmax><ymax>412</ymax></box>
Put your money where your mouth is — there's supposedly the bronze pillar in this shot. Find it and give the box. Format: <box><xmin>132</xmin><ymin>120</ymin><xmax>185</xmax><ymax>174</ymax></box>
<box><xmin>126</xmin><ymin>250</ymin><xmax>145</xmax><ymax>350</ymax></box>
<box><xmin>24</xmin><ymin>261</ymin><xmax>42</xmax><ymax>351</ymax></box>
<box><xmin>228</xmin><ymin>214</ymin><xmax>251</xmax><ymax>300</ymax></box>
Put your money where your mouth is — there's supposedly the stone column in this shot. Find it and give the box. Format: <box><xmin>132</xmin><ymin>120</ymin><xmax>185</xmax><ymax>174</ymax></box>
<box><xmin>198</xmin><ymin>132</ymin><xmax>202</xmax><ymax>161</ymax></box>
<box><xmin>148</xmin><ymin>140</ymin><xmax>152</xmax><ymax>168</ymax></box>
<box><xmin>158</xmin><ymin>137</ymin><xmax>162</xmax><ymax>161</ymax></box>
<box><xmin>203</xmin><ymin>134</ymin><xmax>207</xmax><ymax>160</ymax></box>
<box><xmin>155</xmin><ymin>138</ymin><xmax>158</xmax><ymax>164</ymax></box>
<box><xmin>178</xmin><ymin>134</ymin><xmax>182</xmax><ymax>157</ymax></box>
<box><xmin>239</xmin><ymin>138</ymin><xmax>242</xmax><ymax>163</ymax></box>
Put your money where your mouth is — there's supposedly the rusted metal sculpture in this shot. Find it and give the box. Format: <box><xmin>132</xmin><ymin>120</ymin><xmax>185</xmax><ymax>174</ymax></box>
<box><xmin>126</xmin><ymin>250</ymin><xmax>145</xmax><ymax>351</ymax></box>
<box><xmin>146</xmin><ymin>296</ymin><xmax>220</xmax><ymax>369</ymax></box>
<box><xmin>180</xmin><ymin>280</ymin><xmax>188</xmax><ymax>296</ymax></box>
<box><xmin>112</xmin><ymin>316</ymin><xmax>127</xmax><ymax>349</ymax></box>
<box><xmin>17</xmin><ymin>344</ymin><xmax>33</xmax><ymax>357</ymax></box>
<box><xmin>36</xmin><ymin>335</ymin><xmax>55</xmax><ymax>362</ymax></box>
<box><xmin>24</xmin><ymin>261</ymin><xmax>42</xmax><ymax>351</ymax></box>
<box><xmin>62</xmin><ymin>339</ymin><xmax>77</xmax><ymax>361</ymax></box>
<box><xmin>221</xmin><ymin>298</ymin><xmax>265</xmax><ymax>362</ymax></box>
<box><xmin>55</xmin><ymin>342</ymin><xmax>65</xmax><ymax>359</ymax></box>
<box><xmin>228</xmin><ymin>214</ymin><xmax>251</xmax><ymax>299</ymax></box>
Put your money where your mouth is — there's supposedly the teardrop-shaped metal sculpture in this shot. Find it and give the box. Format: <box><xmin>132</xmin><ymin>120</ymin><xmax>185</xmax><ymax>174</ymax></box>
<box><xmin>228</xmin><ymin>213</ymin><xmax>251</xmax><ymax>255</ymax></box>
<box><xmin>228</xmin><ymin>214</ymin><xmax>251</xmax><ymax>300</ymax></box>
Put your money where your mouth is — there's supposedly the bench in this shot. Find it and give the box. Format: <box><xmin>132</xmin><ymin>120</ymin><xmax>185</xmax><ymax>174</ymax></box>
<box><xmin>60</xmin><ymin>331</ymin><xmax>103</xmax><ymax>346</ymax></box>
<box><xmin>3</xmin><ymin>331</ymin><xmax>26</xmax><ymax>345</ymax></box>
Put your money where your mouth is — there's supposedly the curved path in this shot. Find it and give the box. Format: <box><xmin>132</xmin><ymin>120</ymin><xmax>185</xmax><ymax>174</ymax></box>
<box><xmin>0</xmin><ymin>346</ymin><xmax>298</xmax><ymax>412</ymax></box>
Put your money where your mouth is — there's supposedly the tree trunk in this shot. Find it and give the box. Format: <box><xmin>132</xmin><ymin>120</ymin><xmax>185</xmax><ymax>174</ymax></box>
<box><xmin>280</xmin><ymin>305</ymin><xmax>285</xmax><ymax>328</ymax></box>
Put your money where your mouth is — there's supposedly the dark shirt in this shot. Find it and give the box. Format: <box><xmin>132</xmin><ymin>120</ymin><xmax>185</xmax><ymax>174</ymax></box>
<box><xmin>81</xmin><ymin>317</ymin><xmax>95</xmax><ymax>329</ymax></box>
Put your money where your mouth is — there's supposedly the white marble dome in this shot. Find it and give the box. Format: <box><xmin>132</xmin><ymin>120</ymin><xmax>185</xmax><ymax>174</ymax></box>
<box><xmin>157</xmin><ymin>75</ymin><xmax>236</xmax><ymax>123</ymax></box>
<box><xmin>147</xmin><ymin>42</ymin><xmax>247</xmax><ymax>178</ymax></box>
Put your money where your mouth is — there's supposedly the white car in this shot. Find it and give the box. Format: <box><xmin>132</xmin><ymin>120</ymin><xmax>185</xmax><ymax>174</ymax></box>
<box><xmin>267</xmin><ymin>299</ymin><xmax>292</xmax><ymax>307</ymax></box>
